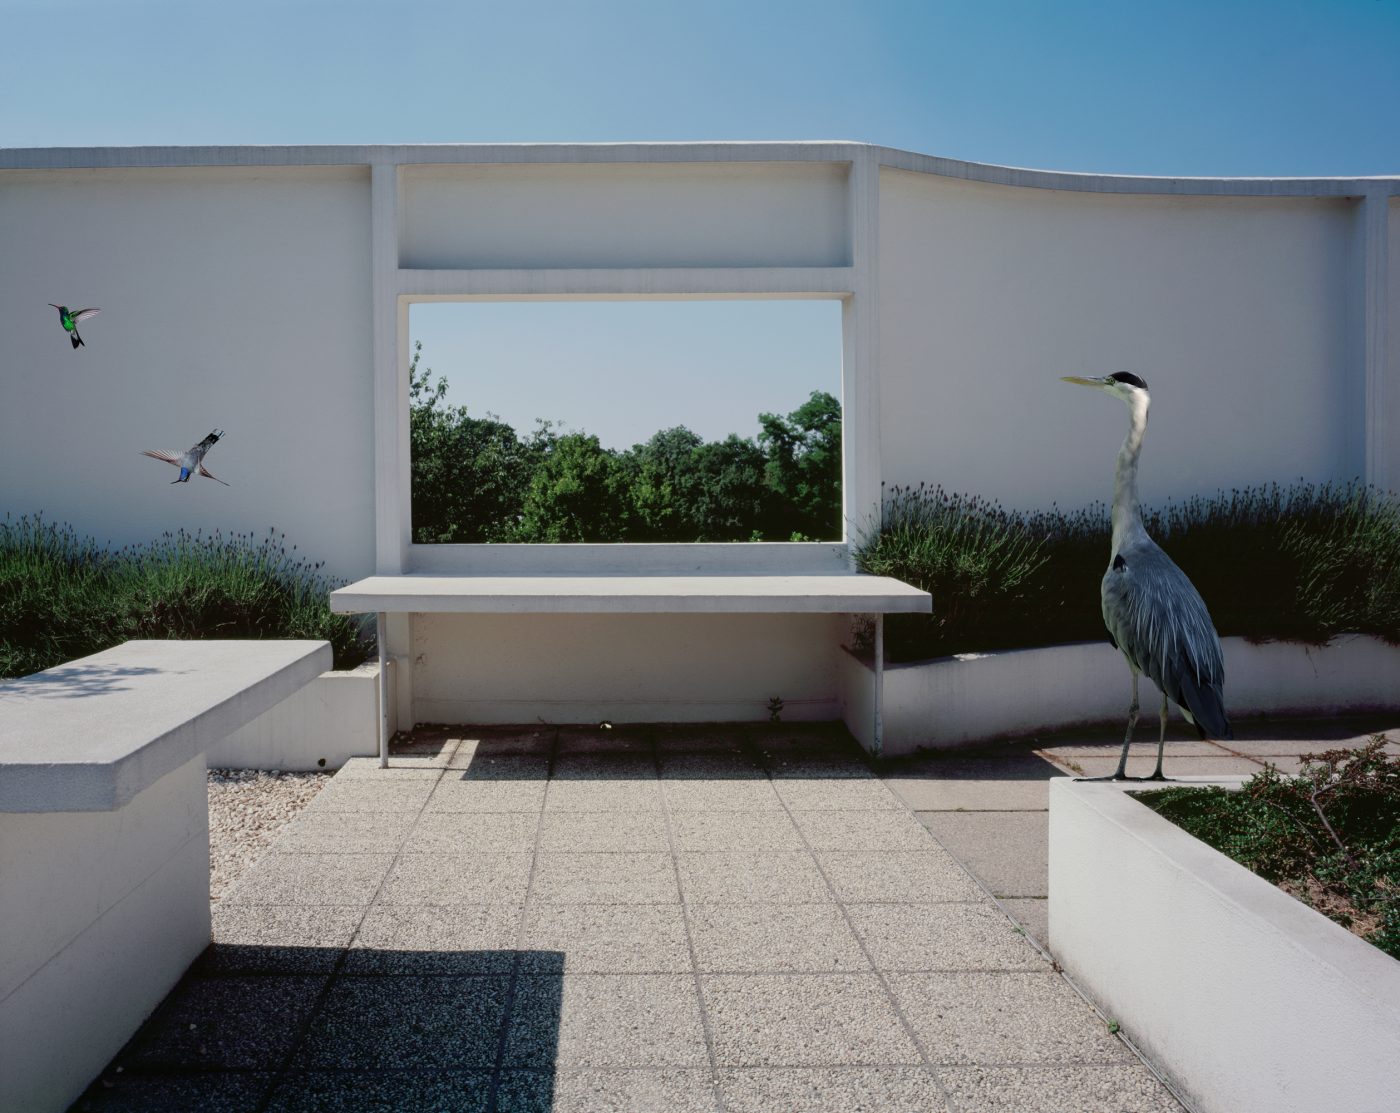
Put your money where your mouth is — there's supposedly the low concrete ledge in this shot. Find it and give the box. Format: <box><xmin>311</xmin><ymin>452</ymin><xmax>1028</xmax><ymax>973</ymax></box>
<box><xmin>1049</xmin><ymin>777</ymin><xmax>1400</xmax><ymax>1113</ymax></box>
<box><xmin>842</xmin><ymin>634</ymin><xmax>1400</xmax><ymax>755</ymax></box>
<box><xmin>0</xmin><ymin>639</ymin><xmax>331</xmax><ymax>811</ymax></box>
<box><xmin>207</xmin><ymin>660</ymin><xmax>393</xmax><ymax>770</ymax></box>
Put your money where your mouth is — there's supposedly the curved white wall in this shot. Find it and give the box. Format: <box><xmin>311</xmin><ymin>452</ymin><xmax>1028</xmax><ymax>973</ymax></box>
<box><xmin>878</xmin><ymin>168</ymin><xmax>1359</xmax><ymax>511</ymax></box>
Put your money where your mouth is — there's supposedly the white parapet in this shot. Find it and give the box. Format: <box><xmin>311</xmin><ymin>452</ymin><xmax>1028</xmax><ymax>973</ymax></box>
<box><xmin>842</xmin><ymin>634</ymin><xmax>1400</xmax><ymax>755</ymax></box>
<box><xmin>0</xmin><ymin>639</ymin><xmax>331</xmax><ymax>1112</ymax></box>
<box><xmin>0</xmin><ymin>756</ymin><xmax>211</xmax><ymax>1113</ymax></box>
<box><xmin>206</xmin><ymin>661</ymin><xmax>392</xmax><ymax>770</ymax></box>
<box><xmin>1049</xmin><ymin>777</ymin><xmax>1400</xmax><ymax>1113</ymax></box>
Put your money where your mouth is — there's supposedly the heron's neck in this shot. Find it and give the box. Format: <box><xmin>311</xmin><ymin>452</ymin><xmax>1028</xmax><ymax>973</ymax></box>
<box><xmin>1111</xmin><ymin>394</ymin><xmax>1150</xmax><ymax>554</ymax></box>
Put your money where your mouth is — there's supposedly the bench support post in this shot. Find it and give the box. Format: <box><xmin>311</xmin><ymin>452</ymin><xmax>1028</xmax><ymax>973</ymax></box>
<box><xmin>376</xmin><ymin>612</ymin><xmax>389</xmax><ymax>768</ymax></box>
<box><xmin>872</xmin><ymin>612</ymin><xmax>884</xmax><ymax>758</ymax></box>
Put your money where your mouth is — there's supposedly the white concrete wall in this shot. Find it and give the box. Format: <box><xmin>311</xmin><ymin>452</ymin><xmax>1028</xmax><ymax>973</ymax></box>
<box><xmin>1050</xmin><ymin>778</ymin><xmax>1400</xmax><ymax>1113</ymax></box>
<box><xmin>0</xmin><ymin>165</ymin><xmax>374</xmax><ymax>581</ymax></box>
<box><xmin>1</xmin><ymin>145</ymin><xmax>1395</xmax><ymax>725</ymax></box>
<box><xmin>411</xmin><ymin>612</ymin><xmax>844</xmax><ymax>724</ymax></box>
<box><xmin>877</xmin><ymin>168</ymin><xmax>1360</xmax><ymax>511</ymax></box>
<box><xmin>0</xmin><ymin>755</ymin><xmax>209</xmax><ymax>1113</ymax></box>
<box><xmin>401</xmin><ymin>161</ymin><xmax>850</xmax><ymax>270</ymax></box>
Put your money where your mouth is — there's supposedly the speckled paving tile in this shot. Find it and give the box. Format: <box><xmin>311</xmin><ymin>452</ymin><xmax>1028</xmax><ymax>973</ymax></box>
<box><xmin>265</xmin><ymin>1070</ymin><xmax>493</xmax><ymax>1112</ymax></box>
<box><xmin>538</xmin><ymin>809</ymin><xmax>671</xmax><ymax>852</ymax></box>
<box><xmin>303</xmin><ymin>778</ymin><xmax>437</xmax><ymax>812</ymax></box>
<box><xmin>220</xmin><ymin>852</ymin><xmax>396</xmax><ymax>907</ymax></box>
<box><xmin>71</xmin><ymin>1071</ymin><xmax>277</xmax><ymax>1113</ymax></box>
<box><xmin>376</xmin><ymin>852</ymin><xmax>533</xmax><ymax>905</ymax></box>
<box><xmin>791</xmin><ymin>808</ymin><xmax>939</xmax><ymax>852</ymax></box>
<box><xmin>497</xmin><ymin>1069</ymin><xmax>722</xmax><ymax>1112</ymax></box>
<box><xmin>545</xmin><ymin>776</ymin><xmax>665</xmax><ymax>813</ymax></box>
<box><xmin>122</xmin><ymin>975</ymin><xmax>328</xmax><ymax>1070</ymax></box>
<box><xmin>425</xmin><ymin>776</ymin><xmax>549</xmax><ymax>812</ymax></box>
<box><xmin>520</xmin><ymin>903</ymin><xmax>692</xmax><ymax>973</ymax></box>
<box><xmin>772</xmin><ymin>777</ymin><xmax>902</xmax><ymax>811</ymax></box>
<box><xmin>676</xmin><ymin>852</ymin><xmax>832</xmax><ymax>904</ymax></box>
<box><xmin>505</xmin><ymin>974</ymin><xmax>709</xmax><ymax>1069</ymax></box>
<box><xmin>531</xmin><ymin>851</ymin><xmax>680</xmax><ymax>904</ymax></box>
<box><xmin>846</xmin><ymin>903</ymin><xmax>1048</xmax><ymax>972</ymax></box>
<box><xmin>888</xmin><ymin>971</ymin><xmax>1134</xmax><ymax>1065</ymax></box>
<box><xmin>937</xmin><ymin>1064</ymin><xmax>1182</xmax><ymax>1112</ymax></box>
<box><xmin>688</xmin><ymin>904</ymin><xmax>870</xmax><ymax>973</ymax></box>
<box><xmin>276</xmin><ymin>809</ymin><xmax>418</xmax><ymax>854</ymax></box>
<box><xmin>347</xmin><ymin>904</ymin><xmax>523</xmax><ymax>973</ymax></box>
<box><xmin>668</xmin><ymin>810</ymin><xmax>807</xmax><ymax>852</ymax></box>
<box><xmin>294</xmin><ymin>975</ymin><xmax>512</xmax><ymax>1069</ymax></box>
<box><xmin>816</xmin><ymin>850</ymin><xmax>983</xmax><ymax>903</ymax></box>
<box><xmin>702</xmin><ymin>973</ymin><xmax>922</xmax><ymax>1067</ymax></box>
<box><xmin>203</xmin><ymin>904</ymin><xmax>363</xmax><ymax>973</ymax></box>
<box><xmin>716</xmin><ymin>1067</ymin><xmax>951</xmax><ymax>1112</ymax></box>
<box><xmin>409</xmin><ymin>809</ymin><xmax>541</xmax><ymax>854</ymax></box>
<box><xmin>662</xmin><ymin>777</ymin><xmax>783</xmax><ymax>811</ymax></box>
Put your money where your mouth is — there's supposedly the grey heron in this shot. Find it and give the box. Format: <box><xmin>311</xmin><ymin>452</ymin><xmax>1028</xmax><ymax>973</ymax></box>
<box><xmin>1061</xmin><ymin>373</ymin><xmax>1232</xmax><ymax>780</ymax></box>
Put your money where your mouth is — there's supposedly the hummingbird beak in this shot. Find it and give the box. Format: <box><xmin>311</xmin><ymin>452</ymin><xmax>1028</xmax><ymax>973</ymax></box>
<box><xmin>48</xmin><ymin>304</ymin><xmax>61</xmax><ymax>309</ymax></box>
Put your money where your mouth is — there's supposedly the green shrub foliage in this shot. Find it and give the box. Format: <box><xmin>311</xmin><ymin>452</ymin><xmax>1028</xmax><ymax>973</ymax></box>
<box><xmin>1142</xmin><ymin>739</ymin><xmax>1400</xmax><ymax>959</ymax></box>
<box><xmin>0</xmin><ymin>516</ymin><xmax>373</xmax><ymax>678</ymax></box>
<box><xmin>856</xmin><ymin>481</ymin><xmax>1400</xmax><ymax>662</ymax></box>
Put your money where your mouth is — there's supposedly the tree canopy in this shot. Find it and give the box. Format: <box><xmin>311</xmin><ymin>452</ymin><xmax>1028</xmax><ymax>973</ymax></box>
<box><xmin>408</xmin><ymin>341</ymin><xmax>843</xmax><ymax>544</ymax></box>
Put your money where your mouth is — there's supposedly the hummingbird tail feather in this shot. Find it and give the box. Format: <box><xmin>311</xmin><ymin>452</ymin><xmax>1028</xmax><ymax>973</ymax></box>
<box><xmin>71</xmin><ymin>333</ymin><xmax>83</xmax><ymax>349</ymax></box>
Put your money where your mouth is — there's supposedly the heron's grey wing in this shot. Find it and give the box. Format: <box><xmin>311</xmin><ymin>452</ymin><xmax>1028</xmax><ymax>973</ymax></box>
<box><xmin>197</xmin><ymin>463</ymin><xmax>230</xmax><ymax>486</ymax></box>
<box><xmin>140</xmin><ymin>449</ymin><xmax>180</xmax><ymax>466</ymax></box>
<box><xmin>1102</xmin><ymin>541</ymin><xmax>1231</xmax><ymax>739</ymax></box>
<box><xmin>72</xmin><ymin>308</ymin><xmax>101</xmax><ymax>322</ymax></box>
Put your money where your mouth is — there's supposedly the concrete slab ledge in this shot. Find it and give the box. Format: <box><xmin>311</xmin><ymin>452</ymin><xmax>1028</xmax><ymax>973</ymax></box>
<box><xmin>1049</xmin><ymin>777</ymin><xmax>1400</xmax><ymax>1113</ymax></box>
<box><xmin>0</xmin><ymin>640</ymin><xmax>331</xmax><ymax>811</ymax></box>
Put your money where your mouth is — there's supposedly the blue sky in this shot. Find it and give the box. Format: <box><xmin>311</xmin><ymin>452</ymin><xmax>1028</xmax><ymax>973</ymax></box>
<box><xmin>5</xmin><ymin>0</ymin><xmax>1397</xmax><ymax>446</ymax></box>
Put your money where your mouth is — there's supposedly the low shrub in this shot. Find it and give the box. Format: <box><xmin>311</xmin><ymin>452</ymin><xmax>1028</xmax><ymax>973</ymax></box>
<box><xmin>0</xmin><ymin>516</ymin><xmax>373</xmax><ymax>678</ymax></box>
<box><xmin>1141</xmin><ymin>739</ymin><xmax>1400</xmax><ymax>959</ymax></box>
<box><xmin>855</xmin><ymin>481</ymin><xmax>1400</xmax><ymax>662</ymax></box>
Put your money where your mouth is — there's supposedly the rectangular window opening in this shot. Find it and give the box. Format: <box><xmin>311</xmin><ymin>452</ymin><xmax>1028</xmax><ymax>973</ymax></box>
<box><xmin>407</xmin><ymin>300</ymin><xmax>844</xmax><ymax>545</ymax></box>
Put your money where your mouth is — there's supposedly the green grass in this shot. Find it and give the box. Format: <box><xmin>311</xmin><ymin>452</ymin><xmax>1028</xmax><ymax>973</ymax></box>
<box><xmin>0</xmin><ymin>515</ymin><xmax>373</xmax><ymax>678</ymax></box>
<box><xmin>855</xmin><ymin>481</ymin><xmax>1400</xmax><ymax>662</ymax></box>
<box><xmin>1139</xmin><ymin>739</ymin><xmax>1400</xmax><ymax>959</ymax></box>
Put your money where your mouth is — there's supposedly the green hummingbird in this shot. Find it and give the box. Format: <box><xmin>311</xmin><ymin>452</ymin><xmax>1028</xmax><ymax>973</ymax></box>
<box><xmin>48</xmin><ymin>304</ymin><xmax>101</xmax><ymax>349</ymax></box>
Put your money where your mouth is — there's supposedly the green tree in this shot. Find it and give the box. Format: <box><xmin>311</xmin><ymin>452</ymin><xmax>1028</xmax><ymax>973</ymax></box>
<box><xmin>515</xmin><ymin>431</ymin><xmax>631</xmax><ymax>542</ymax></box>
<box><xmin>688</xmin><ymin>434</ymin><xmax>775</xmax><ymax>540</ymax></box>
<box><xmin>409</xmin><ymin>341</ymin><xmax>532</xmax><ymax>542</ymax></box>
<box><xmin>628</xmin><ymin>426</ymin><xmax>703</xmax><ymax>540</ymax></box>
<box><xmin>758</xmin><ymin>390</ymin><xmax>843</xmax><ymax>540</ymax></box>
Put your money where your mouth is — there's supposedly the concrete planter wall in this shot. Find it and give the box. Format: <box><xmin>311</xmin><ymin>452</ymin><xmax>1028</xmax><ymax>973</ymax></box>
<box><xmin>205</xmin><ymin>661</ymin><xmax>393</xmax><ymax>770</ymax></box>
<box><xmin>841</xmin><ymin>634</ymin><xmax>1400</xmax><ymax>756</ymax></box>
<box><xmin>1049</xmin><ymin>777</ymin><xmax>1400</xmax><ymax>1113</ymax></box>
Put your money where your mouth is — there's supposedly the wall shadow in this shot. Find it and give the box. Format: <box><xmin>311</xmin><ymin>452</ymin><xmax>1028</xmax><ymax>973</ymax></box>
<box><xmin>69</xmin><ymin>945</ymin><xmax>564</xmax><ymax>1113</ymax></box>
<box><xmin>5</xmin><ymin>663</ymin><xmax>166</xmax><ymax>699</ymax></box>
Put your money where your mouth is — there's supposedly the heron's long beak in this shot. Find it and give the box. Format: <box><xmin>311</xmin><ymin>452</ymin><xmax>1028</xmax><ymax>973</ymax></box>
<box><xmin>1060</xmin><ymin>375</ymin><xmax>1107</xmax><ymax>388</ymax></box>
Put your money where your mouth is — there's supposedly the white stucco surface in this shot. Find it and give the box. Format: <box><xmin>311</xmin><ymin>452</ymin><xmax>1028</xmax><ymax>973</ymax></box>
<box><xmin>1050</xmin><ymin>778</ymin><xmax>1400</xmax><ymax>1113</ymax></box>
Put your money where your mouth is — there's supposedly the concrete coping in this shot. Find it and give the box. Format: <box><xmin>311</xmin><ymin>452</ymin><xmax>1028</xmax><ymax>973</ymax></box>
<box><xmin>1050</xmin><ymin>776</ymin><xmax>1400</xmax><ymax>1023</ymax></box>
<box><xmin>328</xmin><ymin>573</ymin><xmax>933</xmax><ymax>615</ymax></box>
<box><xmin>0</xmin><ymin>640</ymin><xmax>331</xmax><ymax>813</ymax></box>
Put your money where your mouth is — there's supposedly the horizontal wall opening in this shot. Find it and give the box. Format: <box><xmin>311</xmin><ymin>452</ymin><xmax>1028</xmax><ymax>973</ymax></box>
<box><xmin>407</xmin><ymin>299</ymin><xmax>844</xmax><ymax>545</ymax></box>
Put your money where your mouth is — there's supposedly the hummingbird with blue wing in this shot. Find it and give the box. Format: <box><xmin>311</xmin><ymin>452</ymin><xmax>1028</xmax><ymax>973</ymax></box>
<box><xmin>48</xmin><ymin>304</ymin><xmax>101</xmax><ymax>348</ymax></box>
<box><xmin>141</xmin><ymin>430</ymin><xmax>230</xmax><ymax>485</ymax></box>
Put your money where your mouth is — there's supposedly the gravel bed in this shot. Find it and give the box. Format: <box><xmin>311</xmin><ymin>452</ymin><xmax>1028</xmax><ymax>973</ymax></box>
<box><xmin>208</xmin><ymin>769</ymin><xmax>331</xmax><ymax>901</ymax></box>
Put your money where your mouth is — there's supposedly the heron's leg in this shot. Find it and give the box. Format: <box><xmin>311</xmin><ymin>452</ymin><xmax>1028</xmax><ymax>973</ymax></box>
<box><xmin>1143</xmin><ymin>692</ymin><xmax>1171</xmax><ymax>781</ymax></box>
<box><xmin>1082</xmin><ymin>670</ymin><xmax>1139</xmax><ymax>781</ymax></box>
<box><xmin>1109</xmin><ymin>671</ymin><xmax>1140</xmax><ymax>778</ymax></box>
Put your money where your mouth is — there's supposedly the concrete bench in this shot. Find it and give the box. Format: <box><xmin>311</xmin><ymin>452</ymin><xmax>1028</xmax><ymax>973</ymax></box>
<box><xmin>329</xmin><ymin>572</ymin><xmax>932</xmax><ymax>759</ymax></box>
<box><xmin>0</xmin><ymin>639</ymin><xmax>330</xmax><ymax>1113</ymax></box>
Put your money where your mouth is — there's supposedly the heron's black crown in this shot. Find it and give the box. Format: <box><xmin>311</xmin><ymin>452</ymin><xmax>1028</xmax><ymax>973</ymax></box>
<box><xmin>1108</xmin><ymin>372</ymin><xmax>1148</xmax><ymax>390</ymax></box>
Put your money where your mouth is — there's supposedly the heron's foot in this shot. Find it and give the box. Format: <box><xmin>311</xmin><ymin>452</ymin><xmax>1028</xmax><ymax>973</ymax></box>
<box><xmin>1077</xmin><ymin>773</ymin><xmax>1136</xmax><ymax>782</ymax></box>
<box><xmin>1140</xmin><ymin>772</ymin><xmax>1172</xmax><ymax>782</ymax></box>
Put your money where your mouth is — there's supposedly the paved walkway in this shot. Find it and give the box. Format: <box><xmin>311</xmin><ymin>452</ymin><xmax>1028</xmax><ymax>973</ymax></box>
<box><xmin>882</xmin><ymin>714</ymin><xmax>1400</xmax><ymax>950</ymax></box>
<box><xmin>76</xmin><ymin>724</ymin><xmax>1179</xmax><ymax>1113</ymax></box>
